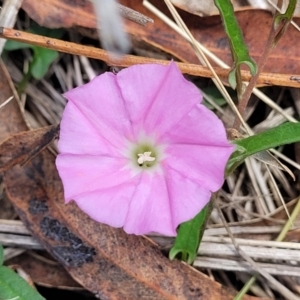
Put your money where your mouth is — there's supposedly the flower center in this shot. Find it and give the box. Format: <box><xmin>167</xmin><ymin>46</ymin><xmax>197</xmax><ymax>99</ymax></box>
<box><xmin>132</xmin><ymin>142</ymin><xmax>158</xmax><ymax>169</ymax></box>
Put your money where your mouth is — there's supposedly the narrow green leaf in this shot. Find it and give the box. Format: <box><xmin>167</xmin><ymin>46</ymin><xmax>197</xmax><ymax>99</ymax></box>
<box><xmin>31</xmin><ymin>47</ymin><xmax>59</xmax><ymax>79</ymax></box>
<box><xmin>214</xmin><ymin>0</ymin><xmax>257</xmax><ymax>89</ymax></box>
<box><xmin>4</xmin><ymin>40</ymin><xmax>32</xmax><ymax>51</ymax></box>
<box><xmin>0</xmin><ymin>244</ymin><xmax>3</xmax><ymax>266</ymax></box>
<box><xmin>0</xmin><ymin>266</ymin><xmax>45</xmax><ymax>300</ymax></box>
<box><xmin>169</xmin><ymin>202</ymin><xmax>212</xmax><ymax>264</ymax></box>
<box><xmin>227</xmin><ymin>122</ymin><xmax>300</xmax><ymax>174</ymax></box>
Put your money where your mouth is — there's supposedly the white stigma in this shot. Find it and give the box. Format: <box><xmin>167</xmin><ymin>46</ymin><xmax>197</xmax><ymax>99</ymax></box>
<box><xmin>137</xmin><ymin>151</ymin><xmax>156</xmax><ymax>165</ymax></box>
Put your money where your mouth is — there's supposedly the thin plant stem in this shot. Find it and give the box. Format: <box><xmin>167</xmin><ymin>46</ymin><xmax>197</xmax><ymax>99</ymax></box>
<box><xmin>234</xmin><ymin>276</ymin><xmax>257</xmax><ymax>300</ymax></box>
<box><xmin>233</xmin><ymin>27</ymin><xmax>279</xmax><ymax>130</ymax></box>
<box><xmin>276</xmin><ymin>196</ymin><xmax>300</xmax><ymax>242</ymax></box>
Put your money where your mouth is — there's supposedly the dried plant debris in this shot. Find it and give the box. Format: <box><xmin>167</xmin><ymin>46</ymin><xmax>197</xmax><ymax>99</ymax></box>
<box><xmin>0</xmin><ymin>1</ymin><xmax>299</xmax><ymax>299</ymax></box>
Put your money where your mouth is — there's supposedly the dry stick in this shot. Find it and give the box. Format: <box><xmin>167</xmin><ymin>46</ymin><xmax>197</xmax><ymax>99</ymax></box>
<box><xmin>0</xmin><ymin>27</ymin><xmax>299</xmax><ymax>88</ymax></box>
<box><xmin>117</xmin><ymin>3</ymin><xmax>154</xmax><ymax>26</ymax></box>
<box><xmin>215</xmin><ymin>202</ymin><xmax>300</xmax><ymax>300</ymax></box>
<box><xmin>233</xmin><ymin>14</ymin><xmax>296</xmax><ymax>130</ymax></box>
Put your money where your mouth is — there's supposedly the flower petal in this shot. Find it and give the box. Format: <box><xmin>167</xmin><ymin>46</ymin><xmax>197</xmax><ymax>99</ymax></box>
<box><xmin>116</xmin><ymin>62</ymin><xmax>201</xmax><ymax>138</ymax></box>
<box><xmin>58</xmin><ymin>101</ymin><xmax>120</xmax><ymax>156</ymax></box>
<box><xmin>164</xmin><ymin>143</ymin><xmax>231</xmax><ymax>192</ymax></box>
<box><xmin>123</xmin><ymin>171</ymin><xmax>176</xmax><ymax>236</ymax></box>
<box><xmin>56</xmin><ymin>154</ymin><xmax>132</xmax><ymax>201</ymax></box>
<box><xmin>160</xmin><ymin>104</ymin><xmax>234</xmax><ymax>191</ymax></box>
<box><xmin>64</xmin><ymin>72</ymin><xmax>133</xmax><ymax>148</ymax></box>
<box><xmin>164</xmin><ymin>165</ymin><xmax>212</xmax><ymax>226</ymax></box>
<box><xmin>160</xmin><ymin>103</ymin><xmax>235</xmax><ymax>147</ymax></box>
<box><xmin>73</xmin><ymin>179</ymin><xmax>139</xmax><ymax>228</ymax></box>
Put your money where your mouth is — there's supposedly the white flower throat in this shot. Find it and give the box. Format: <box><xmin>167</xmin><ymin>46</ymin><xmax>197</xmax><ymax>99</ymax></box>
<box><xmin>126</xmin><ymin>138</ymin><xmax>162</xmax><ymax>170</ymax></box>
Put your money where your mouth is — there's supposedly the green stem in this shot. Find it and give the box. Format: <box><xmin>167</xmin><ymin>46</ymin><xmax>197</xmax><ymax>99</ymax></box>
<box><xmin>276</xmin><ymin>196</ymin><xmax>300</xmax><ymax>242</ymax></box>
<box><xmin>234</xmin><ymin>276</ymin><xmax>257</xmax><ymax>300</ymax></box>
<box><xmin>17</xmin><ymin>69</ymin><xmax>32</xmax><ymax>95</ymax></box>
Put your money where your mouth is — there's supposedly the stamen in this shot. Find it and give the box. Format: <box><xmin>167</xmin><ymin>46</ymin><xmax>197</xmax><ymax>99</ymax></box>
<box><xmin>137</xmin><ymin>151</ymin><xmax>156</xmax><ymax>165</ymax></box>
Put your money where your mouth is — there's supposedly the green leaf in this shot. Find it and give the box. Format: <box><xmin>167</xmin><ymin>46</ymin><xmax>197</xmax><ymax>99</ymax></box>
<box><xmin>4</xmin><ymin>40</ymin><xmax>32</xmax><ymax>51</ymax></box>
<box><xmin>214</xmin><ymin>0</ymin><xmax>257</xmax><ymax>90</ymax></box>
<box><xmin>202</xmin><ymin>86</ymin><xmax>234</xmax><ymax>109</ymax></box>
<box><xmin>4</xmin><ymin>25</ymin><xmax>64</xmax><ymax>52</ymax></box>
<box><xmin>0</xmin><ymin>265</ymin><xmax>45</xmax><ymax>300</ymax></box>
<box><xmin>0</xmin><ymin>244</ymin><xmax>3</xmax><ymax>266</ymax></box>
<box><xmin>3</xmin><ymin>23</ymin><xmax>64</xmax><ymax>80</ymax></box>
<box><xmin>30</xmin><ymin>47</ymin><xmax>59</xmax><ymax>79</ymax></box>
<box><xmin>169</xmin><ymin>202</ymin><xmax>212</xmax><ymax>264</ymax></box>
<box><xmin>227</xmin><ymin>122</ymin><xmax>300</xmax><ymax>174</ymax></box>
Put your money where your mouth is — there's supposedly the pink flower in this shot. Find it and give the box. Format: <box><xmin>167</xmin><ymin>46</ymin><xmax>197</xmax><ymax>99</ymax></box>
<box><xmin>56</xmin><ymin>62</ymin><xmax>234</xmax><ymax>236</ymax></box>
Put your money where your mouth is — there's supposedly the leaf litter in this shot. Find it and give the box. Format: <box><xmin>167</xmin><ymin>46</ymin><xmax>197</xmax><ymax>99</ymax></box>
<box><xmin>0</xmin><ymin>0</ymin><xmax>300</xmax><ymax>299</ymax></box>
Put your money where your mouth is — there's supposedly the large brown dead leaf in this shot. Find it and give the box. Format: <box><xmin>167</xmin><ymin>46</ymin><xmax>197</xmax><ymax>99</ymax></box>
<box><xmin>21</xmin><ymin>0</ymin><xmax>300</xmax><ymax>74</ymax></box>
<box><xmin>0</xmin><ymin>61</ymin><xmax>262</xmax><ymax>299</ymax></box>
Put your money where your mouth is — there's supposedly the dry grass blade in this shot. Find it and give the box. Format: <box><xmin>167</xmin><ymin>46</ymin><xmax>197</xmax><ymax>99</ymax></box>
<box><xmin>215</xmin><ymin>203</ymin><xmax>299</xmax><ymax>300</ymax></box>
<box><xmin>3</xmin><ymin>248</ymin><xmax>26</xmax><ymax>262</ymax></box>
<box><xmin>2</xmin><ymin>220</ymin><xmax>300</xmax><ymax>277</ymax></box>
<box><xmin>0</xmin><ymin>0</ymin><xmax>23</xmax><ymax>54</ymax></box>
<box><xmin>0</xmin><ymin>96</ymin><xmax>14</xmax><ymax>109</ymax></box>
<box><xmin>194</xmin><ymin>257</ymin><xmax>300</xmax><ymax>277</ymax></box>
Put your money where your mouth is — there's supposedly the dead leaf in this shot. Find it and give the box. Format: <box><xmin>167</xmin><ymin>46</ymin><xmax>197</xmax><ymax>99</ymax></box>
<box><xmin>7</xmin><ymin>252</ymin><xmax>83</xmax><ymax>290</ymax></box>
<box><xmin>171</xmin><ymin>0</ymin><xmax>243</xmax><ymax>16</ymax></box>
<box><xmin>0</xmin><ymin>62</ymin><xmax>259</xmax><ymax>299</ymax></box>
<box><xmin>171</xmin><ymin>0</ymin><xmax>220</xmax><ymax>16</ymax></box>
<box><xmin>0</xmin><ymin>125</ymin><xmax>59</xmax><ymax>173</ymax></box>
<box><xmin>21</xmin><ymin>0</ymin><xmax>300</xmax><ymax>74</ymax></box>
<box><xmin>0</xmin><ymin>192</ymin><xmax>15</xmax><ymax>219</ymax></box>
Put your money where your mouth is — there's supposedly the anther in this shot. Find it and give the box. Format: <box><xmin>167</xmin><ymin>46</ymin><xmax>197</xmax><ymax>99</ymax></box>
<box><xmin>137</xmin><ymin>151</ymin><xmax>155</xmax><ymax>165</ymax></box>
